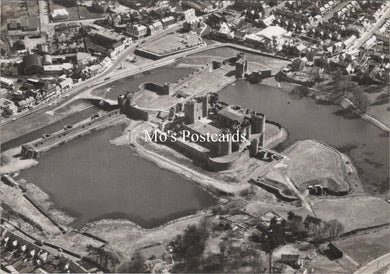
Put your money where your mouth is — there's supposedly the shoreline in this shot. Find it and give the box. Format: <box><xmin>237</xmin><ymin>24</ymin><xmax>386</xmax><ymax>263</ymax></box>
<box><xmin>1</xmin><ymin>72</ymin><xmax>385</xmax><ymax>234</ymax></box>
<box><xmin>265</xmin><ymin>77</ymin><xmax>390</xmax><ymax>133</ymax></box>
<box><xmin>3</xmin><ymin>113</ymin><xmax>288</xmax><ymax>233</ymax></box>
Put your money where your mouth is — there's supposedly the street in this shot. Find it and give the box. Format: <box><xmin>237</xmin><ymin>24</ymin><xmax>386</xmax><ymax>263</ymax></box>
<box><xmin>352</xmin><ymin>3</ymin><xmax>390</xmax><ymax>49</ymax></box>
<box><xmin>0</xmin><ymin>21</ymin><xmax>185</xmax><ymax>128</ymax></box>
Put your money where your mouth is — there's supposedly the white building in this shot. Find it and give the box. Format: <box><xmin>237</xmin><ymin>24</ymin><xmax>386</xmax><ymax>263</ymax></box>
<box><xmin>43</xmin><ymin>63</ymin><xmax>74</xmax><ymax>74</ymax></box>
<box><xmin>129</xmin><ymin>24</ymin><xmax>147</xmax><ymax>38</ymax></box>
<box><xmin>183</xmin><ymin>8</ymin><xmax>196</xmax><ymax>20</ymax></box>
<box><xmin>51</xmin><ymin>9</ymin><xmax>69</xmax><ymax>21</ymax></box>
<box><xmin>0</xmin><ymin>77</ymin><xmax>14</xmax><ymax>88</ymax></box>
<box><xmin>59</xmin><ymin>78</ymin><xmax>73</xmax><ymax>89</ymax></box>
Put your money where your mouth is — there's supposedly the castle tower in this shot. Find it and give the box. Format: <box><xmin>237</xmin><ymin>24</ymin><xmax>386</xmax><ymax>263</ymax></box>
<box><xmin>184</xmin><ymin>100</ymin><xmax>196</xmax><ymax>124</ymax></box>
<box><xmin>202</xmin><ymin>95</ymin><xmax>209</xmax><ymax>118</ymax></box>
<box><xmin>235</xmin><ymin>53</ymin><xmax>248</xmax><ymax>79</ymax></box>
<box><xmin>250</xmin><ymin>112</ymin><xmax>263</xmax><ymax>134</ymax></box>
<box><xmin>259</xmin><ymin>114</ymin><xmax>266</xmax><ymax>146</ymax></box>
<box><xmin>169</xmin><ymin>107</ymin><xmax>175</xmax><ymax>120</ymax></box>
<box><xmin>217</xmin><ymin>129</ymin><xmax>232</xmax><ymax>156</ymax></box>
<box><xmin>250</xmin><ymin>112</ymin><xmax>266</xmax><ymax>146</ymax></box>
<box><xmin>125</xmin><ymin>92</ymin><xmax>135</xmax><ymax>106</ymax></box>
<box><xmin>184</xmin><ymin>98</ymin><xmax>204</xmax><ymax>124</ymax></box>
<box><xmin>245</xmin><ymin>123</ymin><xmax>251</xmax><ymax>140</ymax></box>
<box><xmin>250</xmin><ymin>138</ymin><xmax>259</xmax><ymax>157</ymax></box>
<box><xmin>117</xmin><ymin>94</ymin><xmax>126</xmax><ymax>109</ymax></box>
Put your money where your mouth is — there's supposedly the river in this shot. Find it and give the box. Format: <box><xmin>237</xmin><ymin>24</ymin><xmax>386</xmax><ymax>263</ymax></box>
<box><xmin>219</xmin><ymin>80</ymin><xmax>389</xmax><ymax>195</ymax></box>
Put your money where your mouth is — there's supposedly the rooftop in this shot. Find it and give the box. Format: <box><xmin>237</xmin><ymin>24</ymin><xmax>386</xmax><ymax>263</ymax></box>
<box><xmin>186</xmin><ymin>119</ymin><xmax>221</xmax><ymax>136</ymax></box>
<box><xmin>257</xmin><ymin>25</ymin><xmax>287</xmax><ymax>40</ymax></box>
<box><xmin>217</xmin><ymin>107</ymin><xmax>245</xmax><ymax>122</ymax></box>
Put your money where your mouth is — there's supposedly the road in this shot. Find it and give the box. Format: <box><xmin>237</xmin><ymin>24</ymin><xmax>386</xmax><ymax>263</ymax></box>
<box><xmin>1</xmin><ymin>38</ymin><xmax>287</xmax><ymax>144</ymax></box>
<box><xmin>38</xmin><ymin>0</ymin><xmax>50</xmax><ymax>34</ymax></box>
<box><xmin>1</xmin><ymin>18</ymin><xmax>289</xmax><ymax>145</ymax></box>
<box><xmin>0</xmin><ymin>21</ymin><xmax>184</xmax><ymax>128</ymax></box>
<box><xmin>352</xmin><ymin>3</ymin><xmax>390</xmax><ymax>49</ymax></box>
<box><xmin>354</xmin><ymin>253</ymin><xmax>390</xmax><ymax>274</ymax></box>
<box><xmin>322</xmin><ymin>2</ymin><xmax>349</xmax><ymax>21</ymax></box>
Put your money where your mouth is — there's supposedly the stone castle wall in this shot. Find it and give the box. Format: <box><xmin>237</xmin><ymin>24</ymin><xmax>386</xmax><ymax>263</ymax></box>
<box><xmin>21</xmin><ymin>110</ymin><xmax>122</xmax><ymax>159</ymax></box>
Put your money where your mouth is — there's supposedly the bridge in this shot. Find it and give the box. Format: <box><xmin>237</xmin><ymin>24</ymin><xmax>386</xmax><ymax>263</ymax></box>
<box><xmin>258</xmin><ymin>146</ymin><xmax>286</xmax><ymax>159</ymax></box>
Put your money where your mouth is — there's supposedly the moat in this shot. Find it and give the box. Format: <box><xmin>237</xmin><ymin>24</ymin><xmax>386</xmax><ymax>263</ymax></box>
<box><xmin>8</xmin><ymin>64</ymin><xmax>390</xmax><ymax>230</ymax></box>
<box><xmin>19</xmin><ymin>125</ymin><xmax>216</xmax><ymax>228</ymax></box>
<box><xmin>219</xmin><ymin>80</ymin><xmax>389</xmax><ymax>195</ymax></box>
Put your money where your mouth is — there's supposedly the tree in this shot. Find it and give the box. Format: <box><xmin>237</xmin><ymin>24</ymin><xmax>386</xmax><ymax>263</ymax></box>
<box><xmin>86</xmin><ymin>245</ymin><xmax>119</xmax><ymax>270</ymax></box>
<box><xmin>354</xmin><ymin>91</ymin><xmax>370</xmax><ymax>113</ymax></box>
<box><xmin>173</xmin><ymin>224</ymin><xmax>208</xmax><ymax>272</ymax></box>
<box><xmin>116</xmin><ymin>252</ymin><xmax>145</xmax><ymax>273</ymax></box>
<box><xmin>327</xmin><ymin>219</ymin><xmax>344</xmax><ymax>239</ymax></box>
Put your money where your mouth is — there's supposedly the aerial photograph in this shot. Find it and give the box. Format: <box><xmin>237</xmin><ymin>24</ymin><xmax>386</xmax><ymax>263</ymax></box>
<box><xmin>0</xmin><ymin>0</ymin><xmax>389</xmax><ymax>273</ymax></box>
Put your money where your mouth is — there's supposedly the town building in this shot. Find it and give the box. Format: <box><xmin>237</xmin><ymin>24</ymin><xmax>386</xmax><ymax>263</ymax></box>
<box><xmin>91</xmin><ymin>0</ymin><xmax>109</xmax><ymax>13</ymax></box>
<box><xmin>183</xmin><ymin>17</ymin><xmax>201</xmax><ymax>32</ymax></box>
<box><xmin>0</xmin><ymin>98</ymin><xmax>18</xmax><ymax>116</ymax></box>
<box><xmin>161</xmin><ymin>16</ymin><xmax>175</xmax><ymax>28</ymax></box>
<box><xmin>0</xmin><ymin>77</ymin><xmax>15</xmax><ymax>89</ymax></box>
<box><xmin>22</xmin><ymin>54</ymin><xmax>44</xmax><ymax>75</ymax></box>
<box><xmin>51</xmin><ymin>9</ymin><xmax>69</xmax><ymax>21</ymax></box>
<box><xmin>128</xmin><ymin>24</ymin><xmax>148</xmax><ymax>38</ymax></box>
<box><xmin>87</xmin><ymin>29</ymin><xmax>131</xmax><ymax>57</ymax></box>
<box><xmin>148</xmin><ymin>21</ymin><xmax>163</xmax><ymax>35</ymax></box>
<box><xmin>183</xmin><ymin>8</ymin><xmax>196</xmax><ymax>20</ymax></box>
<box><xmin>43</xmin><ymin>63</ymin><xmax>74</xmax><ymax>75</ymax></box>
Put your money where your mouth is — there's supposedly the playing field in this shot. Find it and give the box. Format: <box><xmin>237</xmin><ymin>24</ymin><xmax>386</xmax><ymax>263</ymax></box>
<box><xmin>142</xmin><ymin>32</ymin><xmax>203</xmax><ymax>55</ymax></box>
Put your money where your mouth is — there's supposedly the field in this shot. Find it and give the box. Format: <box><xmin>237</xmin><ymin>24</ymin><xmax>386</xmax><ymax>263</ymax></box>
<box><xmin>313</xmin><ymin>196</ymin><xmax>390</xmax><ymax>233</ymax></box>
<box><xmin>1</xmin><ymin>1</ymin><xmax>32</xmax><ymax>29</ymax></box>
<box><xmin>48</xmin><ymin>0</ymin><xmax>79</xmax><ymax>20</ymax></box>
<box><xmin>283</xmin><ymin>140</ymin><xmax>352</xmax><ymax>193</ymax></box>
<box><xmin>364</xmin><ymin>85</ymin><xmax>390</xmax><ymax>129</ymax></box>
<box><xmin>48</xmin><ymin>0</ymin><xmax>107</xmax><ymax>21</ymax></box>
<box><xmin>335</xmin><ymin>227</ymin><xmax>390</xmax><ymax>265</ymax></box>
<box><xmin>141</xmin><ymin>32</ymin><xmax>203</xmax><ymax>55</ymax></box>
<box><xmin>187</xmin><ymin>47</ymin><xmax>290</xmax><ymax>73</ymax></box>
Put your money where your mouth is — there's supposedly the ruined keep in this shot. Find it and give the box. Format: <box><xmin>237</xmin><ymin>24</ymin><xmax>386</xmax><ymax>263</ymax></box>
<box><xmin>184</xmin><ymin>95</ymin><xmax>209</xmax><ymax>124</ymax></box>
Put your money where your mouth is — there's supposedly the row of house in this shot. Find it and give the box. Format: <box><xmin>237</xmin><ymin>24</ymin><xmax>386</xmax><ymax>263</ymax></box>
<box><xmin>0</xmin><ymin>228</ymin><xmax>95</xmax><ymax>273</ymax></box>
<box><xmin>11</xmin><ymin>76</ymin><xmax>73</xmax><ymax>113</ymax></box>
<box><xmin>127</xmin><ymin>15</ymin><xmax>175</xmax><ymax>38</ymax></box>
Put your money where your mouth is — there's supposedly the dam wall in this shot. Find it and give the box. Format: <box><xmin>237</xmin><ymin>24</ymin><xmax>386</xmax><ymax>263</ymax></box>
<box><xmin>21</xmin><ymin>110</ymin><xmax>123</xmax><ymax>159</ymax></box>
<box><xmin>123</xmin><ymin>105</ymin><xmax>149</xmax><ymax>121</ymax></box>
<box><xmin>250</xmin><ymin>178</ymin><xmax>298</xmax><ymax>202</ymax></box>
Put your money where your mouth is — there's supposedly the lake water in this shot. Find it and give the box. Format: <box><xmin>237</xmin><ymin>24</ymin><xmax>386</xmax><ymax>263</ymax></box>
<box><xmin>10</xmin><ymin>64</ymin><xmax>389</xmax><ymax>230</ymax></box>
<box><xmin>219</xmin><ymin>80</ymin><xmax>389</xmax><ymax>195</ymax></box>
<box><xmin>93</xmin><ymin>66</ymin><xmax>195</xmax><ymax>100</ymax></box>
<box><xmin>2</xmin><ymin>65</ymin><xmax>195</xmax><ymax>151</ymax></box>
<box><xmin>15</xmin><ymin>66</ymin><xmax>214</xmax><ymax>229</ymax></box>
<box><xmin>20</xmin><ymin>125</ymin><xmax>216</xmax><ymax>228</ymax></box>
